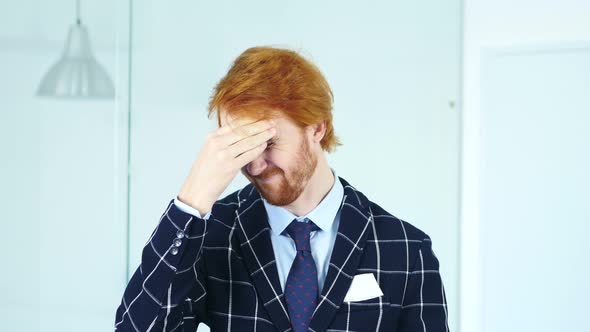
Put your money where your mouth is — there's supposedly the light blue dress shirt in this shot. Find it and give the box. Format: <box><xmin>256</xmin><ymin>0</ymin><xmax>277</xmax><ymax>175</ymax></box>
<box><xmin>174</xmin><ymin>168</ymin><xmax>344</xmax><ymax>293</ymax></box>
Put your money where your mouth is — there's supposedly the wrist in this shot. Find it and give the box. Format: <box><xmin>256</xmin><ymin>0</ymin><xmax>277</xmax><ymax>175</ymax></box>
<box><xmin>177</xmin><ymin>192</ymin><xmax>211</xmax><ymax>217</ymax></box>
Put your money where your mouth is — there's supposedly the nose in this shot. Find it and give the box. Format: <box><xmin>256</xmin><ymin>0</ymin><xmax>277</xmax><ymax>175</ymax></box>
<box><xmin>245</xmin><ymin>154</ymin><xmax>268</xmax><ymax>177</ymax></box>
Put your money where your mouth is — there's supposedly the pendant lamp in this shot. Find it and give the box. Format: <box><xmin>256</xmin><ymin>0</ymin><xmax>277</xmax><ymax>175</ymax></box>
<box><xmin>37</xmin><ymin>0</ymin><xmax>115</xmax><ymax>99</ymax></box>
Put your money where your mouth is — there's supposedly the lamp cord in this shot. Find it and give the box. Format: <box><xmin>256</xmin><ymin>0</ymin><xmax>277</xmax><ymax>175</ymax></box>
<box><xmin>76</xmin><ymin>0</ymin><xmax>81</xmax><ymax>24</ymax></box>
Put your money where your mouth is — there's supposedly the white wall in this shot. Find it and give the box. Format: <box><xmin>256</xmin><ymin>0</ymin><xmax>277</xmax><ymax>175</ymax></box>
<box><xmin>461</xmin><ymin>1</ymin><xmax>590</xmax><ymax>331</ymax></box>
<box><xmin>127</xmin><ymin>1</ymin><xmax>461</xmax><ymax>331</ymax></box>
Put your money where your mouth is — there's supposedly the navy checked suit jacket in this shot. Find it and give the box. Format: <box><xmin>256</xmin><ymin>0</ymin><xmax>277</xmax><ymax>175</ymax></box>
<box><xmin>114</xmin><ymin>176</ymin><xmax>449</xmax><ymax>331</ymax></box>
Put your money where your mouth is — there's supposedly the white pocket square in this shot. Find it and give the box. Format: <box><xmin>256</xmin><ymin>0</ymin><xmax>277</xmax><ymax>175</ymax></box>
<box><xmin>343</xmin><ymin>273</ymin><xmax>384</xmax><ymax>302</ymax></box>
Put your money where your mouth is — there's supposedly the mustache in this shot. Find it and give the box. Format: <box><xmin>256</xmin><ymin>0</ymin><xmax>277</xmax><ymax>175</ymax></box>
<box><xmin>257</xmin><ymin>167</ymin><xmax>282</xmax><ymax>180</ymax></box>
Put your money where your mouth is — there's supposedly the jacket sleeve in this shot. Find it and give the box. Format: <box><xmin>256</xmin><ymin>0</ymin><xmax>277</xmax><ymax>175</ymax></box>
<box><xmin>397</xmin><ymin>235</ymin><xmax>450</xmax><ymax>332</ymax></box>
<box><xmin>114</xmin><ymin>199</ymin><xmax>209</xmax><ymax>331</ymax></box>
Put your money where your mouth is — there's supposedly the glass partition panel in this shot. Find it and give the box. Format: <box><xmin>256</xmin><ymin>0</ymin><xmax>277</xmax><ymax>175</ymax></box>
<box><xmin>0</xmin><ymin>0</ymin><xmax>130</xmax><ymax>330</ymax></box>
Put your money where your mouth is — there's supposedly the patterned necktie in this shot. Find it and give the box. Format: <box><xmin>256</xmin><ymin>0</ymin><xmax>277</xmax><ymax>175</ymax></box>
<box><xmin>283</xmin><ymin>218</ymin><xmax>320</xmax><ymax>332</ymax></box>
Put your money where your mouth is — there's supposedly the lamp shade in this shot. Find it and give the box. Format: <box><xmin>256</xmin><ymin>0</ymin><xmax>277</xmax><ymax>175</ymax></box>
<box><xmin>37</xmin><ymin>22</ymin><xmax>115</xmax><ymax>99</ymax></box>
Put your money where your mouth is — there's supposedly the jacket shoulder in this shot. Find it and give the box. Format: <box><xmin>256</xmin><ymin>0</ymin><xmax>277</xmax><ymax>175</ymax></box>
<box><xmin>368</xmin><ymin>199</ymin><xmax>431</xmax><ymax>242</ymax></box>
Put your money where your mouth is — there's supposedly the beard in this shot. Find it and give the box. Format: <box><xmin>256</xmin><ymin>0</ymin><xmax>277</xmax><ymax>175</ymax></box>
<box><xmin>247</xmin><ymin>138</ymin><xmax>318</xmax><ymax>206</ymax></box>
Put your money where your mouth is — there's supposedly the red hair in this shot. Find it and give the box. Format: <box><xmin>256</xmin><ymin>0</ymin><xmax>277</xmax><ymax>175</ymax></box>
<box><xmin>208</xmin><ymin>46</ymin><xmax>342</xmax><ymax>152</ymax></box>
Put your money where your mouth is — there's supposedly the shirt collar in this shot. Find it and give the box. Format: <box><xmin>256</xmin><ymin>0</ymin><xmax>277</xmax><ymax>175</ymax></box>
<box><xmin>262</xmin><ymin>168</ymin><xmax>343</xmax><ymax>237</ymax></box>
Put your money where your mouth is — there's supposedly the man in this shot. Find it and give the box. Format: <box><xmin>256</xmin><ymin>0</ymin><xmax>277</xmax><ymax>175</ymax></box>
<box><xmin>114</xmin><ymin>46</ymin><xmax>449</xmax><ymax>332</ymax></box>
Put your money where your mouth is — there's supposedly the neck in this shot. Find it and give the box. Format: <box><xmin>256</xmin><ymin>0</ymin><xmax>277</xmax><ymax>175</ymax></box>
<box><xmin>283</xmin><ymin>153</ymin><xmax>335</xmax><ymax>217</ymax></box>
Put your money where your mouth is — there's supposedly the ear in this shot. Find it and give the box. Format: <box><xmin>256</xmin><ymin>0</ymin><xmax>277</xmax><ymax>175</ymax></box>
<box><xmin>308</xmin><ymin>120</ymin><xmax>327</xmax><ymax>144</ymax></box>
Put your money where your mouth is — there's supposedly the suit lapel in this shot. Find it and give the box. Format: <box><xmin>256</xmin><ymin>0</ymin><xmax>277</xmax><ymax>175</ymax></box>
<box><xmin>308</xmin><ymin>176</ymin><xmax>373</xmax><ymax>332</ymax></box>
<box><xmin>234</xmin><ymin>184</ymin><xmax>292</xmax><ymax>332</ymax></box>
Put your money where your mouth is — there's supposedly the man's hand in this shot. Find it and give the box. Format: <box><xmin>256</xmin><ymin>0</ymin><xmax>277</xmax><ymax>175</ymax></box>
<box><xmin>177</xmin><ymin>117</ymin><xmax>276</xmax><ymax>216</ymax></box>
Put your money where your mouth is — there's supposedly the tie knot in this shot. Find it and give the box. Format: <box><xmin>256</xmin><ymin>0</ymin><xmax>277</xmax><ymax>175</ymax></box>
<box><xmin>284</xmin><ymin>218</ymin><xmax>319</xmax><ymax>252</ymax></box>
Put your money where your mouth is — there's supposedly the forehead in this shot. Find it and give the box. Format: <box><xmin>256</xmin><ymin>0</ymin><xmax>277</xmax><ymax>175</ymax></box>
<box><xmin>219</xmin><ymin>108</ymin><xmax>292</xmax><ymax>128</ymax></box>
<box><xmin>219</xmin><ymin>110</ymin><xmax>258</xmax><ymax>127</ymax></box>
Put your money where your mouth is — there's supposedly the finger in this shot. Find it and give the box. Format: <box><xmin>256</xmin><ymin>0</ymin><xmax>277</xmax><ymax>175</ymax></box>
<box><xmin>219</xmin><ymin>119</ymin><xmax>275</xmax><ymax>146</ymax></box>
<box><xmin>226</xmin><ymin>126</ymin><xmax>276</xmax><ymax>158</ymax></box>
<box><xmin>233</xmin><ymin>142</ymin><xmax>268</xmax><ymax>169</ymax></box>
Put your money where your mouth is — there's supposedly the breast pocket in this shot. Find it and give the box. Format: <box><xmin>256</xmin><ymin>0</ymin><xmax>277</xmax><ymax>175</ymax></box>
<box><xmin>342</xmin><ymin>295</ymin><xmax>389</xmax><ymax>312</ymax></box>
<box><xmin>330</xmin><ymin>296</ymin><xmax>392</xmax><ymax>331</ymax></box>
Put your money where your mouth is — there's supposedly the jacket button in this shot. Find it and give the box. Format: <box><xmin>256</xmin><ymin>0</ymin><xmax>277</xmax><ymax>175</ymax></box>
<box><xmin>176</xmin><ymin>230</ymin><xmax>185</xmax><ymax>239</ymax></box>
<box><xmin>173</xmin><ymin>238</ymin><xmax>183</xmax><ymax>247</ymax></box>
<box><xmin>171</xmin><ymin>247</ymin><xmax>179</xmax><ymax>255</ymax></box>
